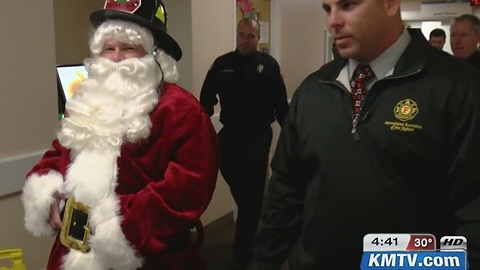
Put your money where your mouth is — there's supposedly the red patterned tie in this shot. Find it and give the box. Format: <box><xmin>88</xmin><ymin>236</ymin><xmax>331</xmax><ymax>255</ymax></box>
<box><xmin>350</xmin><ymin>64</ymin><xmax>374</xmax><ymax>117</ymax></box>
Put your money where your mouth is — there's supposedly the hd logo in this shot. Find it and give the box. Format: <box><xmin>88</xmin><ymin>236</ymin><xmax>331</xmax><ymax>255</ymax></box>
<box><xmin>440</xmin><ymin>236</ymin><xmax>467</xmax><ymax>250</ymax></box>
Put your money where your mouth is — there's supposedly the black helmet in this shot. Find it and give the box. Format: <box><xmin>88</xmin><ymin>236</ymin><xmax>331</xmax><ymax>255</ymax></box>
<box><xmin>90</xmin><ymin>0</ymin><xmax>182</xmax><ymax>61</ymax></box>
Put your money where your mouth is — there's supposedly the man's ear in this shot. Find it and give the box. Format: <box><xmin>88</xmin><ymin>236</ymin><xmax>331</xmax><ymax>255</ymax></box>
<box><xmin>384</xmin><ymin>0</ymin><xmax>401</xmax><ymax>17</ymax></box>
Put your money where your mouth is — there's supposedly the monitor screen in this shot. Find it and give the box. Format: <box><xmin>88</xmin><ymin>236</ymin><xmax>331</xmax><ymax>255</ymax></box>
<box><xmin>56</xmin><ymin>64</ymin><xmax>88</xmax><ymax>117</ymax></box>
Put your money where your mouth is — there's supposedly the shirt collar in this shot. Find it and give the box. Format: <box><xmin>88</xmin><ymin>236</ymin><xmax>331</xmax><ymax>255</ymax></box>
<box><xmin>347</xmin><ymin>28</ymin><xmax>411</xmax><ymax>80</ymax></box>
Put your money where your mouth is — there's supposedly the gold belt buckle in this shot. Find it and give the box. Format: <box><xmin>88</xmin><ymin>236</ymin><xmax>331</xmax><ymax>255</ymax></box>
<box><xmin>59</xmin><ymin>198</ymin><xmax>91</xmax><ymax>253</ymax></box>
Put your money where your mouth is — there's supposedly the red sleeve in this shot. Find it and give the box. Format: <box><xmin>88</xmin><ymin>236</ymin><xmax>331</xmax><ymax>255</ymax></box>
<box><xmin>22</xmin><ymin>140</ymin><xmax>71</xmax><ymax>237</ymax></box>
<box><xmin>27</xmin><ymin>139</ymin><xmax>71</xmax><ymax>178</ymax></box>
<box><xmin>118</xmin><ymin>85</ymin><xmax>220</xmax><ymax>255</ymax></box>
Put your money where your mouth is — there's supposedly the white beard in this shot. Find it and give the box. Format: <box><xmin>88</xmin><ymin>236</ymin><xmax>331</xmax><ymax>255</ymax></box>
<box><xmin>57</xmin><ymin>55</ymin><xmax>162</xmax><ymax>154</ymax></box>
<box><xmin>53</xmin><ymin>57</ymin><xmax>162</xmax><ymax>269</ymax></box>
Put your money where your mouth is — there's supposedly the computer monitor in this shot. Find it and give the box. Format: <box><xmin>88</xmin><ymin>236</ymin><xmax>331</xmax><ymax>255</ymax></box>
<box><xmin>56</xmin><ymin>64</ymin><xmax>88</xmax><ymax>117</ymax></box>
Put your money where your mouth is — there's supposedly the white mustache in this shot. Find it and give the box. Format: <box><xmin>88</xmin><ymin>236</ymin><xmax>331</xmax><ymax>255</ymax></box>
<box><xmin>85</xmin><ymin>55</ymin><xmax>161</xmax><ymax>84</ymax></box>
<box><xmin>57</xmin><ymin>55</ymin><xmax>161</xmax><ymax>151</ymax></box>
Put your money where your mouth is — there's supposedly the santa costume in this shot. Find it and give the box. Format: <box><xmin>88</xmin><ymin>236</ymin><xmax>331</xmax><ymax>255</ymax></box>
<box><xmin>21</xmin><ymin>1</ymin><xmax>219</xmax><ymax>269</ymax></box>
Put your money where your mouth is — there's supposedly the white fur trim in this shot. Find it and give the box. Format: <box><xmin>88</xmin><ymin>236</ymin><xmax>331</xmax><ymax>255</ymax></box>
<box><xmin>60</xmin><ymin>148</ymin><xmax>142</xmax><ymax>269</ymax></box>
<box><xmin>62</xmin><ymin>147</ymin><xmax>119</xmax><ymax>205</ymax></box>
<box><xmin>90</xmin><ymin>196</ymin><xmax>143</xmax><ymax>269</ymax></box>
<box><xmin>61</xmin><ymin>195</ymin><xmax>143</xmax><ymax>270</ymax></box>
<box><xmin>21</xmin><ymin>171</ymin><xmax>63</xmax><ymax>237</ymax></box>
<box><xmin>62</xmin><ymin>250</ymin><xmax>103</xmax><ymax>270</ymax></box>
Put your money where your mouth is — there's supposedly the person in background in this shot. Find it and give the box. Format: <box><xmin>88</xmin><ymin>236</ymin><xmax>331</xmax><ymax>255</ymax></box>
<box><xmin>21</xmin><ymin>0</ymin><xmax>219</xmax><ymax>269</ymax></box>
<box><xmin>253</xmin><ymin>0</ymin><xmax>480</xmax><ymax>269</ymax></box>
<box><xmin>200</xmin><ymin>18</ymin><xmax>289</xmax><ymax>270</ymax></box>
<box><xmin>428</xmin><ymin>28</ymin><xmax>446</xmax><ymax>50</ymax></box>
<box><xmin>450</xmin><ymin>14</ymin><xmax>480</xmax><ymax>70</ymax></box>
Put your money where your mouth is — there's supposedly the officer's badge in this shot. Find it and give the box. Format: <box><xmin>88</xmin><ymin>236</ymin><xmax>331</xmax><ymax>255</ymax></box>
<box><xmin>257</xmin><ymin>64</ymin><xmax>264</xmax><ymax>73</ymax></box>
<box><xmin>394</xmin><ymin>99</ymin><xmax>419</xmax><ymax>121</ymax></box>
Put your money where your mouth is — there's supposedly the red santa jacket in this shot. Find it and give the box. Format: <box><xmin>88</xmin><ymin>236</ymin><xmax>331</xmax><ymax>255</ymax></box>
<box><xmin>21</xmin><ymin>83</ymin><xmax>220</xmax><ymax>270</ymax></box>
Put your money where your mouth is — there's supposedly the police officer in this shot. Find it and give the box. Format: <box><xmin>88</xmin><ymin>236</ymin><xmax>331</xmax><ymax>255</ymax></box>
<box><xmin>200</xmin><ymin>18</ymin><xmax>289</xmax><ymax>270</ymax></box>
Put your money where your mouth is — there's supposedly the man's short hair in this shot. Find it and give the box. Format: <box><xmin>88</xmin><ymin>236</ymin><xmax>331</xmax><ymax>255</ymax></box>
<box><xmin>237</xmin><ymin>18</ymin><xmax>261</xmax><ymax>35</ymax></box>
<box><xmin>429</xmin><ymin>28</ymin><xmax>446</xmax><ymax>39</ymax></box>
<box><xmin>451</xmin><ymin>14</ymin><xmax>480</xmax><ymax>33</ymax></box>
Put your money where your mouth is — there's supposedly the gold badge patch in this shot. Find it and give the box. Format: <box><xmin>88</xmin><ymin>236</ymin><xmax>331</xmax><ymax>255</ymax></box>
<box><xmin>394</xmin><ymin>99</ymin><xmax>419</xmax><ymax>122</ymax></box>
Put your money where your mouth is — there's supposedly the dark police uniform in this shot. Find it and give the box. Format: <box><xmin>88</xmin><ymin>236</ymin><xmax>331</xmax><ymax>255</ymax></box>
<box><xmin>200</xmin><ymin>49</ymin><xmax>288</xmax><ymax>265</ymax></box>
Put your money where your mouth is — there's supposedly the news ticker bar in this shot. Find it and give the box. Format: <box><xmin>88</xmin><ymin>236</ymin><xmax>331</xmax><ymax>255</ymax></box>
<box><xmin>364</xmin><ymin>234</ymin><xmax>467</xmax><ymax>252</ymax></box>
<box><xmin>361</xmin><ymin>234</ymin><xmax>468</xmax><ymax>270</ymax></box>
<box><xmin>360</xmin><ymin>251</ymin><xmax>467</xmax><ymax>270</ymax></box>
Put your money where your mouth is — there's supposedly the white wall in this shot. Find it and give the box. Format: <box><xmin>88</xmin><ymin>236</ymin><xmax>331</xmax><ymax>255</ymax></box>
<box><xmin>275</xmin><ymin>0</ymin><xmax>327</xmax><ymax>96</ymax></box>
<box><xmin>191</xmin><ymin>0</ymin><xmax>237</xmax><ymax>225</ymax></box>
<box><xmin>0</xmin><ymin>2</ymin><xmax>58</xmax><ymax>159</ymax></box>
<box><xmin>0</xmin><ymin>1</ymin><xmax>58</xmax><ymax>268</ymax></box>
<box><xmin>163</xmin><ymin>0</ymin><xmax>193</xmax><ymax>91</ymax></box>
